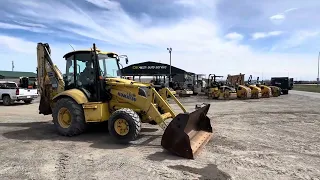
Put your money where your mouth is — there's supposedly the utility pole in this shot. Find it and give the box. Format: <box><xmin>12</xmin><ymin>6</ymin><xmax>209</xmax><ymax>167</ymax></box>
<box><xmin>317</xmin><ymin>52</ymin><xmax>320</xmax><ymax>86</ymax></box>
<box><xmin>167</xmin><ymin>47</ymin><xmax>172</xmax><ymax>82</ymax></box>
<box><xmin>12</xmin><ymin>61</ymin><xmax>14</xmax><ymax>71</ymax></box>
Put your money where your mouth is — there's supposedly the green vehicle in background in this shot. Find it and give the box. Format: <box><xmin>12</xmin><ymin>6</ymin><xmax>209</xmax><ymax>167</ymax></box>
<box><xmin>270</xmin><ymin>77</ymin><xmax>291</xmax><ymax>95</ymax></box>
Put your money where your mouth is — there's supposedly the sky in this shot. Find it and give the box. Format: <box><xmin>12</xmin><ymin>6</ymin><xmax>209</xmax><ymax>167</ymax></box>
<box><xmin>0</xmin><ymin>0</ymin><xmax>319</xmax><ymax>80</ymax></box>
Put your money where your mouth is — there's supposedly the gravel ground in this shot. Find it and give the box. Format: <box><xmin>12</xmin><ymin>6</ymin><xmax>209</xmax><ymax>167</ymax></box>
<box><xmin>0</xmin><ymin>93</ymin><xmax>320</xmax><ymax>180</ymax></box>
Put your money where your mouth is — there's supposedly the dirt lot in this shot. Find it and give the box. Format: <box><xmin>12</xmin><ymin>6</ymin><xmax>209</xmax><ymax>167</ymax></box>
<box><xmin>0</xmin><ymin>93</ymin><xmax>320</xmax><ymax>180</ymax></box>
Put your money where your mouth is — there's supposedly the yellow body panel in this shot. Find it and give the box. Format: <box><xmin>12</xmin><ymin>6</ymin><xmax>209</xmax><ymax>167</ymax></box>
<box><xmin>247</xmin><ymin>85</ymin><xmax>261</xmax><ymax>99</ymax></box>
<box><xmin>106</xmin><ymin>83</ymin><xmax>181</xmax><ymax>129</ymax></box>
<box><xmin>236</xmin><ymin>85</ymin><xmax>251</xmax><ymax>99</ymax></box>
<box><xmin>258</xmin><ymin>85</ymin><xmax>272</xmax><ymax>98</ymax></box>
<box><xmin>106</xmin><ymin>77</ymin><xmax>147</xmax><ymax>87</ymax></box>
<box><xmin>83</xmin><ymin>102</ymin><xmax>110</xmax><ymax>122</ymax></box>
<box><xmin>208</xmin><ymin>87</ymin><xmax>219</xmax><ymax>99</ymax></box>
<box><xmin>208</xmin><ymin>87</ymin><xmax>237</xmax><ymax>100</ymax></box>
<box><xmin>52</xmin><ymin>89</ymin><xmax>89</xmax><ymax>104</ymax></box>
<box><xmin>269</xmin><ymin>86</ymin><xmax>281</xmax><ymax>97</ymax></box>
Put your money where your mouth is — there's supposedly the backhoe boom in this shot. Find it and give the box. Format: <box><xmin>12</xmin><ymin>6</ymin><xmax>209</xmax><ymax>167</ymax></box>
<box><xmin>36</xmin><ymin>43</ymin><xmax>65</xmax><ymax>115</ymax></box>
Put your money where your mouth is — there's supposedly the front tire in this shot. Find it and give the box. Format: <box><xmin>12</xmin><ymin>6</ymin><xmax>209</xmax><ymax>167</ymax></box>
<box><xmin>52</xmin><ymin>97</ymin><xmax>87</xmax><ymax>136</ymax></box>
<box><xmin>108</xmin><ymin>108</ymin><xmax>141</xmax><ymax>144</ymax></box>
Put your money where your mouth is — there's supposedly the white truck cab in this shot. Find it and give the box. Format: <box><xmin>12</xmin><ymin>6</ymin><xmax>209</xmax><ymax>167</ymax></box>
<box><xmin>0</xmin><ymin>81</ymin><xmax>38</xmax><ymax>106</ymax></box>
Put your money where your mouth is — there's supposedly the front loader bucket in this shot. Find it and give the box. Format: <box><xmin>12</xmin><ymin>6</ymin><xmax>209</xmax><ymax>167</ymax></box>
<box><xmin>161</xmin><ymin>104</ymin><xmax>213</xmax><ymax>159</ymax></box>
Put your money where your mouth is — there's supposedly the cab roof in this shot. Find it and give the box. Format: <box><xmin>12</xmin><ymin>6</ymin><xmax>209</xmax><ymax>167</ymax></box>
<box><xmin>63</xmin><ymin>50</ymin><xmax>118</xmax><ymax>59</ymax></box>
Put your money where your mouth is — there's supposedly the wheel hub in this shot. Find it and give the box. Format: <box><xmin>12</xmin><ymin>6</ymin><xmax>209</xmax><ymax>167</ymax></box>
<box><xmin>58</xmin><ymin>107</ymin><xmax>71</xmax><ymax>128</ymax></box>
<box><xmin>114</xmin><ymin>119</ymin><xmax>129</xmax><ymax>136</ymax></box>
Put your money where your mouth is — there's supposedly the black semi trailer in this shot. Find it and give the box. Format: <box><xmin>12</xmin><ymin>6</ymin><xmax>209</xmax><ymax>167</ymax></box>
<box><xmin>270</xmin><ymin>77</ymin><xmax>291</xmax><ymax>95</ymax></box>
<box><xmin>289</xmin><ymin>78</ymin><xmax>293</xmax><ymax>90</ymax></box>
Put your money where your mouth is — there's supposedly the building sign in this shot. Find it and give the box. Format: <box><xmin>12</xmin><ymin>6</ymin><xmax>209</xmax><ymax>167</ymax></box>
<box><xmin>132</xmin><ymin>65</ymin><xmax>167</xmax><ymax>70</ymax></box>
<box><xmin>121</xmin><ymin>62</ymin><xmax>186</xmax><ymax>76</ymax></box>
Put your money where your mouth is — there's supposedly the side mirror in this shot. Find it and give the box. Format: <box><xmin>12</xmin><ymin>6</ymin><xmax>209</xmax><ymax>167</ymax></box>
<box><xmin>125</xmin><ymin>57</ymin><xmax>128</xmax><ymax>64</ymax></box>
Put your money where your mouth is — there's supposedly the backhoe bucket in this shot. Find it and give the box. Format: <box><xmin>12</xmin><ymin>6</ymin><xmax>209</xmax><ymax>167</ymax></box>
<box><xmin>161</xmin><ymin>104</ymin><xmax>213</xmax><ymax>159</ymax></box>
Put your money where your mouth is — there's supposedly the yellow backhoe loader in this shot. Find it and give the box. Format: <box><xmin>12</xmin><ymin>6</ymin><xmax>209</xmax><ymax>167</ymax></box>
<box><xmin>207</xmin><ymin>74</ymin><xmax>237</xmax><ymax>100</ymax></box>
<box><xmin>36</xmin><ymin>42</ymin><xmax>213</xmax><ymax>159</ymax></box>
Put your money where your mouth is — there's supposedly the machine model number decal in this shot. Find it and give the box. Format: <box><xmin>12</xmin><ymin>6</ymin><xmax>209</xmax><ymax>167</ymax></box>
<box><xmin>118</xmin><ymin>92</ymin><xmax>137</xmax><ymax>101</ymax></box>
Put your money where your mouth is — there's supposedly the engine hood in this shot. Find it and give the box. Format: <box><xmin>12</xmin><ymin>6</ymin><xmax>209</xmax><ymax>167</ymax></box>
<box><xmin>105</xmin><ymin>77</ymin><xmax>149</xmax><ymax>87</ymax></box>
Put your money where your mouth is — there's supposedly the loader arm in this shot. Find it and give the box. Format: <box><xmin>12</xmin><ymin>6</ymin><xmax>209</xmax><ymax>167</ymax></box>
<box><xmin>109</xmin><ymin>83</ymin><xmax>213</xmax><ymax>159</ymax></box>
<box><xmin>37</xmin><ymin>43</ymin><xmax>65</xmax><ymax>115</ymax></box>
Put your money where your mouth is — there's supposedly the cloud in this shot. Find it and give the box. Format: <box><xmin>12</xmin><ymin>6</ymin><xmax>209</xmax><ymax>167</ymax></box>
<box><xmin>270</xmin><ymin>14</ymin><xmax>285</xmax><ymax>20</ymax></box>
<box><xmin>284</xmin><ymin>8</ymin><xmax>299</xmax><ymax>13</ymax></box>
<box><xmin>0</xmin><ymin>35</ymin><xmax>35</xmax><ymax>54</ymax></box>
<box><xmin>0</xmin><ymin>35</ymin><xmax>69</xmax><ymax>73</ymax></box>
<box><xmin>252</xmin><ymin>31</ymin><xmax>284</xmax><ymax>40</ymax></box>
<box><xmin>0</xmin><ymin>22</ymin><xmax>49</xmax><ymax>33</ymax></box>
<box><xmin>269</xmin><ymin>7</ymin><xmax>299</xmax><ymax>24</ymax></box>
<box><xmin>85</xmin><ymin>0</ymin><xmax>121</xmax><ymax>10</ymax></box>
<box><xmin>174</xmin><ymin>0</ymin><xmax>197</xmax><ymax>6</ymax></box>
<box><xmin>0</xmin><ymin>0</ymin><xmax>318</xmax><ymax>80</ymax></box>
<box><xmin>271</xmin><ymin>30</ymin><xmax>320</xmax><ymax>51</ymax></box>
<box><xmin>225</xmin><ymin>32</ymin><xmax>244</xmax><ymax>41</ymax></box>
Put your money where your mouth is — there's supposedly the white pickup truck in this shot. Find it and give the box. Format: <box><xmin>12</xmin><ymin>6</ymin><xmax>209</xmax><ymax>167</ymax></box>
<box><xmin>0</xmin><ymin>81</ymin><xmax>38</xmax><ymax>106</ymax></box>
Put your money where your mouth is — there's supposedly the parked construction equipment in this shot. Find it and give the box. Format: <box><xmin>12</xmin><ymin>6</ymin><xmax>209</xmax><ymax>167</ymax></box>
<box><xmin>253</xmin><ymin>76</ymin><xmax>271</xmax><ymax>98</ymax></box>
<box><xmin>227</xmin><ymin>74</ymin><xmax>251</xmax><ymax>99</ymax></box>
<box><xmin>36</xmin><ymin>42</ymin><xmax>213</xmax><ymax>159</ymax></box>
<box><xmin>171</xmin><ymin>72</ymin><xmax>194</xmax><ymax>97</ymax></box>
<box><xmin>207</xmin><ymin>74</ymin><xmax>237</xmax><ymax>100</ymax></box>
<box><xmin>194</xmin><ymin>74</ymin><xmax>207</xmax><ymax>95</ymax></box>
<box><xmin>256</xmin><ymin>76</ymin><xmax>281</xmax><ymax>97</ymax></box>
<box><xmin>245</xmin><ymin>75</ymin><xmax>262</xmax><ymax>99</ymax></box>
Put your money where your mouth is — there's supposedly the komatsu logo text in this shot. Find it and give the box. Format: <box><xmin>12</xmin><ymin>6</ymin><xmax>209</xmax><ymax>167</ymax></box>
<box><xmin>118</xmin><ymin>92</ymin><xmax>137</xmax><ymax>101</ymax></box>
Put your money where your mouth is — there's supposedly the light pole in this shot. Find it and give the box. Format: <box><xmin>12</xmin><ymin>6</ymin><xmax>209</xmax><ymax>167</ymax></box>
<box><xmin>317</xmin><ymin>52</ymin><xmax>320</xmax><ymax>87</ymax></box>
<box><xmin>167</xmin><ymin>47</ymin><xmax>172</xmax><ymax>82</ymax></box>
<box><xmin>284</xmin><ymin>69</ymin><xmax>289</xmax><ymax>77</ymax></box>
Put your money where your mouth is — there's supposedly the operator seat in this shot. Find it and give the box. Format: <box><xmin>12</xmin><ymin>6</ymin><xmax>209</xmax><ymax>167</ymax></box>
<box><xmin>80</xmin><ymin>61</ymin><xmax>95</xmax><ymax>85</ymax></box>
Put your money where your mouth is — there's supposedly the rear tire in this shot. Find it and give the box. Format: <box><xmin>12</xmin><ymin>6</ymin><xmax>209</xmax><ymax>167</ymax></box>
<box><xmin>52</xmin><ymin>97</ymin><xmax>87</xmax><ymax>136</ymax></box>
<box><xmin>3</xmin><ymin>95</ymin><xmax>12</xmax><ymax>106</ymax></box>
<box><xmin>108</xmin><ymin>108</ymin><xmax>141</xmax><ymax>144</ymax></box>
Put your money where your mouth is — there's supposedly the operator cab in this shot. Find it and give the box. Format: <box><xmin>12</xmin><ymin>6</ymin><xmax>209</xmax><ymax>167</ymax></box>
<box><xmin>62</xmin><ymin>47</ymin><xmax>128</xmax><ymax>102</ymax></box>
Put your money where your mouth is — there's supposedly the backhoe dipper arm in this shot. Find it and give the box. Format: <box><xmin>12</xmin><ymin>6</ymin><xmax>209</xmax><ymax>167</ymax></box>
<box><xmin>37</xmin><ymin>43</ymin><xmax>65</xmax><ymax>115</ymax></box>
<box><xmin>248</xmin><ymin>75</ymin><xmax>252</xmax><ymax>84</ymax></box>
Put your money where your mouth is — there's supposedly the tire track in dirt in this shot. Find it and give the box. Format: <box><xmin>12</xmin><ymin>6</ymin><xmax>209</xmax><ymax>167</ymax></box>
<box><xmin>82</xmin><ymin>153</ymin><xmax>97</xmax><ymax>180</ymax></box>
<box><xmin>57</xmin><ymin>152</ymin><xmax>70</xmax><ymax>180</ymax></box>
